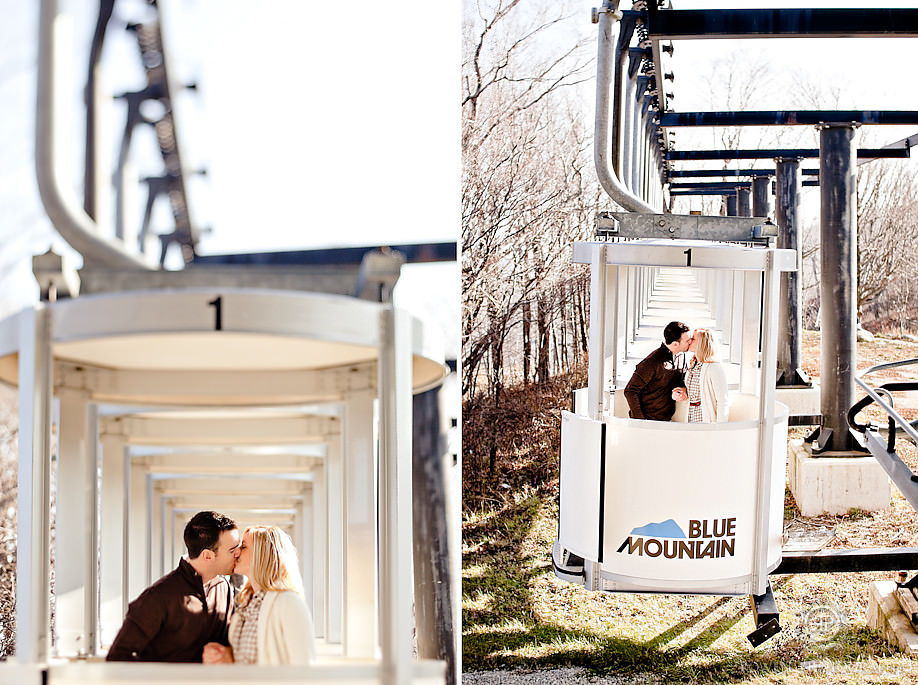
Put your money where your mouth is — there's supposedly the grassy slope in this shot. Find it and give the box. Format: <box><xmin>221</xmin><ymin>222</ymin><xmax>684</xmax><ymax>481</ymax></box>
<box><xmin>463</xmin><ymin>334</ymin><xmax>918</xmax><ymax>683</ymax></box>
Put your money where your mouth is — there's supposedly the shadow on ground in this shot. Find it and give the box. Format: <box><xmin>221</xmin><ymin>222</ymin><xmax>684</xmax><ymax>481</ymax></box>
<box><xmin>462</xmin><ymin>490</ymin><xmax>894</xmax><ymax>683</ymax></box>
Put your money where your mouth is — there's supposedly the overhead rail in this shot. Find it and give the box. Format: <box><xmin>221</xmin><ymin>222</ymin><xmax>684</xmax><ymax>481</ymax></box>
<box><xmin>666</xmin><ymin>148</ymin><xmax>910</xmax><ymax>161</ymax></box>
<box><xmin>593</xmin><ymin>1</ymin><xmax>660</xmax><ymax>213</ymax></box>
<box><xmin>644</xmin><ymin>7</ymin><xmax>918</xmax><ymax>41</ymax></box>
<box><xmin>36</xmin><ymin>0</ymin><xmax>155</xmax><ymax>271</ymax></box>
<box><xmin>668</xmin><ymin>181</ymin><xmax>817</xmax><ymax>197</ymax></box>
<box><xmin>661</xmin><ymin>111</ymin><xmax>918</xmax><ymax>127</ymax></box>
<box><xmin>637</xmin><ymin>4</ymin><xmax>918</xmax><ymax>179</ymax></box>
<box><xmin>669</xmin><ymin>169</ymin><xmax>818</xmax><ymax>178</ymax></box>
<box><xmin>669</xmin><ymin>181</ymin><xmax>751</xmax><ymax>192</ymax></box>
<box><xmin>192</xmin><ymin>242</ymin><xmax>458</xmax><ymax>266</ymax></box>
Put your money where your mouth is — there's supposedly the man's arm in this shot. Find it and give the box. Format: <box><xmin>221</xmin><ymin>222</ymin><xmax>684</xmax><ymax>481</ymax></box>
<box><xmin>623</xmin><ymin>363</ymin><xmax>651</xmax><ymax>419</ymax></box>
<box><xmin>105</xmin><ymin>593</ymin><xmax>165</xmax><ymax>661</ymax></box>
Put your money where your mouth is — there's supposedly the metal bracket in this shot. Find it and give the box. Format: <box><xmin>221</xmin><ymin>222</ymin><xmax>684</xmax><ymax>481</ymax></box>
<box><xmin>591</xmin><ymin>6</ymin><xmax>624</xmax><ymax>24</ymax></box>
<box><xmin>776</xmin><ymin>367</ymin><xmax>811</xmax><ymax>387</ymax></box>
<box><xmin>897</xmin><ymin>571</ymin><xmax>918</xmax><ymax>592</ymax></box>
<box><xmin>810</xmin><ymin>427</ymin><xmax>833</xmax><ymax>454</ymax></box>
<box><xmin>748</xmin><ymin>578</ymin><xmax>781</xmax><ymax>646</ymax></box>
<box><xmin>597</xmin><ymin>212</ymin><xmax>773</xmax><ymax>242</ymax></box>
<box><xmin>747</xmin><ymin>617</ymin><xmax>781</xmax><ymax>647</ymax></box>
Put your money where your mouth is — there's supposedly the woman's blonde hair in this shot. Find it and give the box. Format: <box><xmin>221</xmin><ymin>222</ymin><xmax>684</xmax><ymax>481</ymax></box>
<box><xmin>238</xmin><ymin>525</ymin><xmax>304</xmax><ymax>606</ymax></box>
<box><xmin>693</xmin><ymin>328</ymin><xmax>719</xmax><ymax>364</ymax></box>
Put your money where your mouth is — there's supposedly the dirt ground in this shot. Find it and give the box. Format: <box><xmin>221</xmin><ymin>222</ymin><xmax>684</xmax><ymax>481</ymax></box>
<box><xmin>802</xmin><ymin>329</ymin><xmax>918</xmax><ymax>420</ymax></box>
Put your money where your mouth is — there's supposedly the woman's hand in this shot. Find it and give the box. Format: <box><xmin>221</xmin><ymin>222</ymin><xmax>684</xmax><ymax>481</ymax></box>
<box><xmin>202</xmin><ymin>642</ymin><xmax>235</xmax><ymax>664</ymax></box>
<box><xmin>672</xmin><ymin>387</ymin><xmax>687</xmax><ymax>402</ymax></box>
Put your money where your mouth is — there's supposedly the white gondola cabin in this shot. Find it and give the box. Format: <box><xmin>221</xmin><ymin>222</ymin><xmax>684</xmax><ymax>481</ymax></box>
<box><xmin>554</xmin><ymin>239</ymin><xmax>796</xmax><ymax>597</ymax></box>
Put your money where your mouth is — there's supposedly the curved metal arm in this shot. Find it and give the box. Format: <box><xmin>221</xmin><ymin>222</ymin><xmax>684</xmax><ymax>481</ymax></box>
<box><xmin>594</xmin><ymin>1</ymin><xmax>658</xmax><ymax>214</ymax></box>
<box><xmin>850</xmin><ymin>358</ymin><xmax>918</xmax><ymax>449</ymax></box>
<box><xmin>37</xmin><ymin>0</ymin><xmax>154</xmax><ymax>270</ymax></box>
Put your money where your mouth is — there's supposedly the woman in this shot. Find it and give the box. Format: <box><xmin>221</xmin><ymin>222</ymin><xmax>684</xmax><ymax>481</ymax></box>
<box><xmin>682</xmin><ymin>328</ymin><xmax>729</xmax><ymax>423</ymax></box>
<box><xmin>203</xmin><ymin>525</ymin><xmax>315</xmax><ymax>665</ymax></box>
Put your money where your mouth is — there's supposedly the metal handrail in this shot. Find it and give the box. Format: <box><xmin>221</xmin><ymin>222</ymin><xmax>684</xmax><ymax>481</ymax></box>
<box><xmin>850</xmin><ymin>358</ymin><xmax>918</xmax><ymax>447</ymax></box>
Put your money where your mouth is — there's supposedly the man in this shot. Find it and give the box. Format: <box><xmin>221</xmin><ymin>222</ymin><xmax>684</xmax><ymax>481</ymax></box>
<box><xmin>106</xmin><ymin>510</ymin><xmax>240</xmax><ymax>662</ymax></box>
<box><xmin>624</xmin><ymin>320</ymin><xmax>692</xmax><ymax>421</ymax></box>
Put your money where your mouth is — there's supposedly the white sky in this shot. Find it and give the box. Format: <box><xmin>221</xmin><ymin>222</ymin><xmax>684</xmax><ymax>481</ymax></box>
<box><xmin>0</xmin><ymin>0</ymin><xmax>460</xmax><ymax>352</ymax></box>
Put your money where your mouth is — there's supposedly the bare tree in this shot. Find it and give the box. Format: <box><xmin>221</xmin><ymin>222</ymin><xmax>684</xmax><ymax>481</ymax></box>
<box><xmin>856</xmin><ymin>159</ymin><xmax>918</xmax><ymax>325</ymax></box>
<box><xmin>0</xmin><ymin>386</ymin><xmax>17</xmax><ymax>657</ymax></box>
<box><xmin>462</xmin><ymin>0</ymin><xmax>595</xmax><ymax>403</ymax></box>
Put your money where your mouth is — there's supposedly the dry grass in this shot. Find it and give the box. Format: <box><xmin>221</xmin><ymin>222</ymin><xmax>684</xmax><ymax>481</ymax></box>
<box><xmin>463</xmin><ymin>332</ymin><xmax>918</xmax><ymax>682</ymax></box>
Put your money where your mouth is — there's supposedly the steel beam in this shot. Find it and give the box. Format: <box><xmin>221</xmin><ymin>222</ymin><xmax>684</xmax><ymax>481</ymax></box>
<box><xmin>669</xmin><ymin>168</ymin><xmax>819</xmax><ymax>178</ymax></box>
<box><xmin>774</xmin><ymin>547</ymin><xmax>918</xmax><ymax>575</ymax></box>
<box><xmin>661</xmin><ymin>111</ymin><xmax>918</xmax><ymax>127</ymax></box>
<box><xmin>669</xmin><ymin>182</ymin><xmax>750</xmax><ymax>191</ymax></box>
<box><xmin>669</xmin><ymin>189</ymin><xmax>738</xmax><ymax>197</ymax></box>
<box><xmin>646</xmin><ymin>8</ymin><xmax>918</xmax><ymax>40</ymax></box>
<box><xmin>667</xmin><ymin>148</ymin><xmax>907</xmax><ymax>161</ymax></box>
<box><xmin>192</xmin><ymin>242</ymin><xmax>457</xmax><ymax>266</ymax></box>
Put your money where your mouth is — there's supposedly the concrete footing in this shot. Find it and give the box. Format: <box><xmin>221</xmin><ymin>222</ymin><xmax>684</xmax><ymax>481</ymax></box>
<box><xmin>868</xmin><ymin>580</ymin><xmax>918</xmax><ymax>655</ymax></box>
<box><xmin>787</xmin><ymin>440</ymin><xmax>890</xmax><ymax>516</ymax></box>
<box><xmin>775</xmin><ymin>385</ymin><xmax>820</xmax><ymax>419</ymax></box>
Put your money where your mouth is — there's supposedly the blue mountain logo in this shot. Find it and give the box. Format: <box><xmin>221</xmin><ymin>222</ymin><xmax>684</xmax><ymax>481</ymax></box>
<box><xmin>630</xmin><ymin>519</ymin><xmax>686</xmax><ymax>539</ymax></box>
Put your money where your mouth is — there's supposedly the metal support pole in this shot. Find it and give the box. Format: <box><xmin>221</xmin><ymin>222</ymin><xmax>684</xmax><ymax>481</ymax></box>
<box><xmin>752</xmin><ymin>251</ymin><xmax>780</xmax><ymax>595</ymax></box>
<box><xmin>312</xmin><ymin>462</ymin><xmax>328</xmax><ymax>640</ymax></box>
<box><xmin>412</xmin><ymin>387</ymin><xmax>456</xmax><ymax>685</ymax></box>
<box><xmin>775</xmin><ymin>159</ymin><xmax>806</xmax><ymax>386</ymax></box>
<box><xmin>379</xmin><ymin>307</ymin><xmax>415</xmax><ymax>685</ymax></box>
<box><xmin>609</xmin><ymin>266</ymin><xmax>622</xmax><ymax>390</ymax></box>
<box><xmin>126</xmin><ymin>450</ymin><xmax>146</xmax><ymax>602</ymax></box>
<box><xmin>16</xmin><ymin>306</ymin><xmax>53</xmax><ymax>664</ymax></box>
<box><xmin>730</xmin><ymin>272</ymin><xmax>744</xmax><ymax>364</ymax></box>
<box><xmin>726</xmin><ymin>194</ymin><xmax>737</xmax><ymax>216</ymax></box>
<box><xmin>299</xmin><ymin>488</ymin><xmax>313</xmax><ymax>611</ymax></box>
<box><xmin>736</xmin><ymin>187</ymin><xmax>751</xmax><ymax>216</ymax></box>
<box><xmin>817</xmin><ymin>124</ymin><xmax>858</xmax><ymax>452</ymax></box>
<box><xmin>587</xmin><ymin>245</ymin><xmax>609</xmax><ymax>419</ymax></box>
<box><xmin>326</xmin><ymin>428</ymin><xmax>344</xmax><ymax>645</ymax></box>
<box><xmin>343</xmin><ymin>395</ymin><xmax>377</xmax><ymax>657</ymax></box>
<box><xmin>752</xmin><ymin>175</ymin><xmax>771</xmax><ymax>219</ymax></box>
<box><xmin>55</xmin><ymin>389</ymin><xmax>98</xmax><ymax>657</ymax></box>
<box><xmin>740</xmin><ymin>272</ymin><xmax>762</xmax><ymax>394</ymax></box>
<box><xmin>99</xmin><ymin>431</ymin><xmax>126</xmax><ymax>647</ymax></box>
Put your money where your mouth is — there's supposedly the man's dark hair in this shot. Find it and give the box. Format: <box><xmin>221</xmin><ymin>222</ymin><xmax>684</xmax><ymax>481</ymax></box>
<box><xmin>663</xmin><ymin>321</ymin><xmax>690</xmax><ymax>345</ymax></box>
<box><xmin>184</xmin><ymin>511</ymin><xmax>237</xmax><ymax>559</ymax></box>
